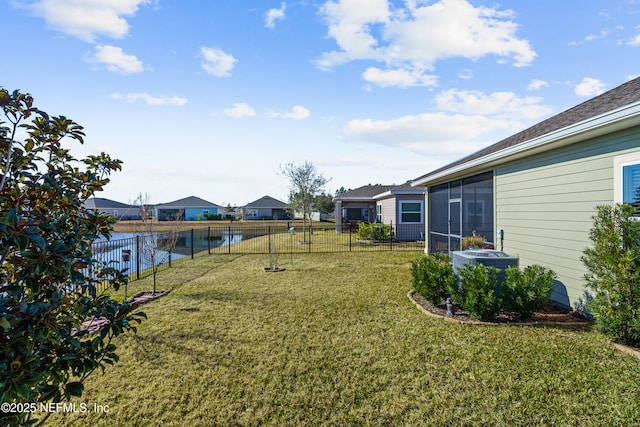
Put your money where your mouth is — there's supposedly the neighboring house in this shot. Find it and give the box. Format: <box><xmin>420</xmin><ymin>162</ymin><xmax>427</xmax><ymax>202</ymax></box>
<box><xmin>334</xmin><ymin>183</ymin><xmax>425</xmax><ymax>240</ymax></box>
<box><xmin>412</xmin><ymin>76</ymin><xmax>640</xmax><ymax>308</ymax></box>
<box><xmin>83</xmin><ymin>197</ymin><xmax>141</xmax><ymax>220</ymax></box>
<box><xmin>154</xmin><ymin>196</ymin><xmax>222</xmax><ymax>221</ymax></box>
<box><xmin>243</xmin><ymin>195</ymin><xmax>291</xmax><ymax>220</ymax></box>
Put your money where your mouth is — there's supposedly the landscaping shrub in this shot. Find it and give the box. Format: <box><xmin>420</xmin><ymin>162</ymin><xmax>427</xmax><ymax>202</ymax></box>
<box><xmin>356</xmin><ymin>222</ymin><xmax>394</xmax><ymax>241</ymax></box>
<box><xmin>502</xmin><ymin>265</ymin><xmax>556</xmax><ymax>320</ymax></box>
<box><xmin>582</xmin><ymin>203</ymin><xmax>640</xmax><ymax>347</ymax></box>
<box><xmin>456</xmin><ymin>264</ymin><xmax>501</xmax><ymax>320</ymax></box>
<box><xmin>411</xmin><ymin>253</ymin><xmax>457</xmax><ymax>305</ymax></box>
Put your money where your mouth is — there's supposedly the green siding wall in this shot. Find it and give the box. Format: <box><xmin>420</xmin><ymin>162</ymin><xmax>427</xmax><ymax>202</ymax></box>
<box><xmin>495</xmin><ymin>127</ymin><xmax>640</xmax><ymax>307</ymax></box>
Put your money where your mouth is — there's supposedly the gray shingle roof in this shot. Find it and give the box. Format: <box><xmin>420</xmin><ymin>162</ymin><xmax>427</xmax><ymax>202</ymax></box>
<box><xmin>244</xmin><ymin>195</ymin><xmax>288</xmax><ymax>209</ymax></box>
<box><xmin>335</xmin><ymin>182</ymin><xmax>423</xmax><ymax>200</ymax></box>
<box><xmin>84</xmin><ymin>197</ymin><xmax>131</xmax><ymax>209</ymax></box>
<box><xmin>155</xmin><ymin>196</ymin><xmax>221</xmax><ymax>208</ymax></box>
<box><xmin>413</xmin><ymin>76</ymin><xmax>640</xmax><ymax>183</ymax></box>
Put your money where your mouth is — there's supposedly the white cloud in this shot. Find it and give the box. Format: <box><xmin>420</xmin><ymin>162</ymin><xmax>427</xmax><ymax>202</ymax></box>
<box><xmin>223</xmin><ymin>103</ymin><xmax>256</xmax><ymax>118</ymax></box>
<box><xmin>344</xmin><ymin>88</ymin><xmax>553</xmax><ymax>155</ymax></box>
<box><xmin>200</xmin><ymin>47</ymin><xmax>237</xmax><ymax>77</ymax></box>
<box><xmin>527</xmin><ymin>79</ymin><xmax>548</xmax><ymax>91</ymax></box>
<box><xmin>111</xmin><ymin>93</ymin><xmax>188</xmax><ymax>106</ymax></box>
<box><xmin>585</xmin><ymin>28</ymin><xmax>611</xmax><ymax>41</ymax></box>
<box><xmin>628</xmin><ymin>34</ymin><xmax>640</xmax><ymax>46</ymax></box>
<box><xmin>362</xmin><ymin>67</ymin><xmax>438</xmax><ymax>87</ymax></box>
<box><xmin>574</xmin><ymin>77</ymin><xmax>606</xmax><ymax>97</ymax></box>
<box><xmin>89</xmin><ymin>45</ymin><xmax>144</xmax><ymax>74</ymax></box>
<box><xmin>344</xmin><ymin>112</ymin><xmax>502</xmax><ymax>154</ymax></box>
<box><xmin>435</xmin><ymin>89</ymin><xmax>552</xmax><ymax>122</ymax></box>
<box><xmin>23</xmin><ymin>0</ymin><xmax>150</xmax><ymax>42</ymax></box>
<box><xmin>317</xmin><ymin>0</ymin><xmax>536</xmax><ymax>87</ymax></box>
<box><xmin>457</xmin><ymin>68</ymin><xmax>473</xmax><ymax>80</ymax></box>
<box><xmin>265</xmin><ymin>2</ymin><xmax>286</xmax><ymax>29</ymax></box>
<box><xmin>268</xmin><ymin>105</ymin><xmax>311</xmax><ymax>120</ymax></box>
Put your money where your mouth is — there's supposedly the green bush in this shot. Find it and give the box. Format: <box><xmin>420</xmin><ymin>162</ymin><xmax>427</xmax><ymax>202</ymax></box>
<box><xmin>206</xmin><ymin>213</ymin><xmax>223</xmax><ymax>220</ymax></box>
<box><xmin>356</xmin><ymin>222</ymin><xmax>394</xmax><ymax>241</ymax></box>
<box><xmin>411</xmin><ymin>253</ymin><xmax>457</xmax><ymax>305</ymax></box>
<box><xmin>582</xmin><ymin>204</ymin><xmax>640</xmax><ymax>347</ymax></box>
<box><xmin>502</xmin><ymin>265</ymin><xmax>555</xmax><ymax>320</ymax></box>
<box><xmin>456</xmin><ymin>264</ymin><xmax>501</xmax><ymax>321</ymax></box>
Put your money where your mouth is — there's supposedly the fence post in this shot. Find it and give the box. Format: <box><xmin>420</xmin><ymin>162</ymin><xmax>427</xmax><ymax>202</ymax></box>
<box><xmin>228</xmin><ymin>226</ymin><xmax>232</xmax><ymax>254</ymax></box>
<box><xmin>268</xmin><ymin>226</ymin><xmax>271</xmax><ymax>255</ymax></box>
<box><xmin>349</xmin><ymin>223</ymin><xmax>352</xmax><ymax>251</ymax></box>
<box><xmin>208</xmin><ymin>226</ymin><xmax>211</xmax><ymax>255</ymax></box>
<box><xmin>135</xmin><ymin>235</ymin><xmax>140</xmax><ymax>280</ymax></box>
<box><xmin>390</xmin><ymin>220</ymin><xmax>393</xmax><ymax>251</ymax></box>
<box><xmin>191</xmin><ymin>228</ymin><xmax>194</xmax><ymax>259</ymax></box>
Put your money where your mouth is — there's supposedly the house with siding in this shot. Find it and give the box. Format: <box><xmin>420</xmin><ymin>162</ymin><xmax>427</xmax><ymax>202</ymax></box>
<box><xmin>334</xmin><ymin>183</ymin><xmax>425</xmax><ymax>240</ymax></box>
<box><xmin>242</xmin><ymin>195</ymin><xmax>291</xmax><ymax>220</ymax></box>
<box><xmin>412</xmin><ymin>76</ymin><xmax>640</xmax><ymax>308</ymax></box>
<box><xmin>83</xmin><ymin>197</ymin><xmax>141</xmax><ymax>220</ymax></box>
<box><xmin>154</xmin><ymin>196</ymin><xmax>222</xmax><ymax>221</ymax></box>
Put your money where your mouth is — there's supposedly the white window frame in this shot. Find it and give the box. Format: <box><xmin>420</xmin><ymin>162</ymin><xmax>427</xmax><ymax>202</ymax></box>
<box><xmin>614</xmin><ymin>151</ymin><xmax>640</xmax><ymax>204</ymax></box>
<box><xmin>376</xmin><ymin>204</ymin><xmax>382</xmax><ymax>223</ymax></box>
<box><xmin>399</xmin><ymin>200</ymin><xmax>423</xmax><ymax>224</ymax></box>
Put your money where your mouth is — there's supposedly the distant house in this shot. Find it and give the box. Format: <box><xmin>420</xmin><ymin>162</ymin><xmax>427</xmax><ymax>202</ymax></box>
<box><xmin>243</xmin><ymin>195</ymin><xmax>291</xmax><ymax>220</ymax></box>
<box><xmin>154</xmin><ymin>196</ymin><xmax>222</xmax><ymax>221</ymax></box>
<box><xmin>412</xmin><ymin>76</ymin><xmax>640</xmax><ymax>308</ymax></box>
<box><xmin>83</xmin><ymin>197</ymin><xmax>141</xmax><ymax>220</ymax></box>
<box><xmin>334</xmin><ymin>183</ymin><xmax>425</xmax><ymax>240</ymax></box>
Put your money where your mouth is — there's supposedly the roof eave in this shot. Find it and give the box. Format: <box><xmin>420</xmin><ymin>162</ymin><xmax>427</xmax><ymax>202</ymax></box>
<box><xmin>412</xmin><ymin>101</ymin><xmax>640</xmax><ymax>187</ymax></box>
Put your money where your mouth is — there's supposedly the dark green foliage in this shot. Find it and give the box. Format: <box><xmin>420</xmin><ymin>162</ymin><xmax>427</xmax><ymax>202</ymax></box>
<box><xmin>411</xmin><ymin>253</ymin><xmax>457</xmax><ymax>305</ymax></box>
<box><xmin>581</xmin><ymin>204</ymin><xmax>640</xmax><ymax>347</ymax></box>
<box><xmin>206</xmin><ymin>213</ymin><xmax>223</xmax><ymax>220</ymax></box>
<box><xmin>356</xmin><ymin>222</ymin><xmax>394</xmax><ymax>241</ymax></box>
<box><xmin>0</xmin><ymin>88</ymin><xmax>145</xmax><ymax>426</ymax></box>
<box><xmin>456</xmin><ymin>264</ymin><xmax>501</xmax><ymax>320</ymax></box>
<box><xmin>502</xmin><ymin>265</ymin><xmax>555</xmax><ymax>320</ymax></box>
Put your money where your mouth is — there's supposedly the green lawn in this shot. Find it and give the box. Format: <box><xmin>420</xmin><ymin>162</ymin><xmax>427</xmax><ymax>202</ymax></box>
<box><xmin>49</xmin><ymin>252</ymin><xmax>640</xmax><ymax>426</ymax></box>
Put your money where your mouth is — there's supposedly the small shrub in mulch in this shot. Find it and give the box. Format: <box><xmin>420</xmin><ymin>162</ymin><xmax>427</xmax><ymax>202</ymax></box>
<box><xmin>410</xmin><ymin>291</ymin><xmax>591</xmax><ymax>328</ymax></box>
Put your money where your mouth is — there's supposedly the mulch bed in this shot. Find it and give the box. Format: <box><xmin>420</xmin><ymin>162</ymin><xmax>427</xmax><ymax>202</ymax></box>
<box><xmin>408</xmin><ymin>291</ymin><xmax>592</xmax><ymax>328</ymax></box>
<box><xmin>77</xmin><ymin>290</ymin><xmax>171</xmax><ymax>335</ymax></box>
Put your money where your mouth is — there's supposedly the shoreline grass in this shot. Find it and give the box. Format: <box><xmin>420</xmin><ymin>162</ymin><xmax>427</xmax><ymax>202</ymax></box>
<box><xmin>50</xmin><ymin>252</ymin><xmax>640</xmax><ymax>426</ymax></box>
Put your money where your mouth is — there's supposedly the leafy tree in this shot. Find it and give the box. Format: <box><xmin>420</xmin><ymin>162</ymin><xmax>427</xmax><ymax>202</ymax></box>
<box><xmin>280</xmin><ymin>161</ymin><xmax>330</xmax><ymax>242</ymax></box>
<box><xmin>582</xmin><ymin>203</ymin><xmax>640</xmax><ymax>347</ymax></box>
<box><xmin>0</xmin><ymin>88</ymin><xmax>145</xmax><ymax>426</ymax></box>
<box><xmin>314</xmin><ymin>192</ymin><xmax>335</xmax><ymax>218</ymax></box>
<box><xmin>335</xmin><ymin>186</ymin><xmax>348</xmax><ymax>195</ymax></box>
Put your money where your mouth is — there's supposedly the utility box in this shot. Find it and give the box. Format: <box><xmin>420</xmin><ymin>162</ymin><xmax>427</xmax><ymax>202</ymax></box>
<box><xmin>452</xmin><ymin>249</ymin><xmax>519</xmax><ymax>289</ymax></box>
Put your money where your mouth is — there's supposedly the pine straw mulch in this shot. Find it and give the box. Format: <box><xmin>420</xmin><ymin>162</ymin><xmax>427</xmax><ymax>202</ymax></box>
<box><xmin>408</xmin><ymin>291</ymin><xmax>592</xmax><ymax>329</ymax></box>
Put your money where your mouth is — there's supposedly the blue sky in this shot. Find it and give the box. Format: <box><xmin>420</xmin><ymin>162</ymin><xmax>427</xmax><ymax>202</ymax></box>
<box><xmin>3</xmin><ymin>0</ymin><xmax>640</xmax><ymax>206</ymax></box>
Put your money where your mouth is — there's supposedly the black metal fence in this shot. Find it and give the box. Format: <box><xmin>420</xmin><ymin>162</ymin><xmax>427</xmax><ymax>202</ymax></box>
<box><xmin>90</xmin><ymin>222</ymin><xmax>425</xmax><ymax>289</ymax></box>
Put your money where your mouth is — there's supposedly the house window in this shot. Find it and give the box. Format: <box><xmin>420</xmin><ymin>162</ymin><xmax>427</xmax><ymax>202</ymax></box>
<box><xmin>400</xmin><ymin>201</ymin><xmax>422</xmax><ymax>223</ymax></box>
<box><xmin>247</xmin><ymin>209</ymin><xmax>258</xmax><ymax>217</ymax></box>
<box><xmin>623</xmin><ymin>164</ymin><xmax>640</xmax><ymax>205</ymax></box>
<box><xmin>614</xmin><ymin>152</ymin><xmax>640</xmax><ymax>209</ymax></box>
<box><xmin>376</xmin><ymin>204</ymin><xmax>382</xmax><ymax>223</ymax></box>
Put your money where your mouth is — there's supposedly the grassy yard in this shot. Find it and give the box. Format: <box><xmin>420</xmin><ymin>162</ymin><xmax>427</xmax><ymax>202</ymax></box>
<box><xmin>49</xmin><ymin>252</ymin><xmax>640</xmax><ymax>426</ymax></box>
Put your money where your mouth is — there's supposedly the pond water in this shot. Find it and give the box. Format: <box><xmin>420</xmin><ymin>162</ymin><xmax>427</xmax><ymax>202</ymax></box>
<box><xmin>92</xmin><ymin>231</ymin><xmax>245</xmax><ymax>274</ymax></box>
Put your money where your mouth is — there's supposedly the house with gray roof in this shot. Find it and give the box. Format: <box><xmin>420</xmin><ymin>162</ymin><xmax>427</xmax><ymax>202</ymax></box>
<box><xmin>412</xmin><ymin>76</ymin><xmax>640</xmax><ymax>308</ymax></box>
<box><xmin>83</xmin><ymin>197</ymin><xmax>141</xmax><ymax>220</ymax></box>
<box><xmin>334</xmin><ymin>182</ymin><xmax>425</xmax><ymax>240</ymax></box>
<box><xmin>154</xmin><ymin>196</ymin><xmax>222</xmax><ymax>221</ymax></box>
<box><xmin>242</xmin><ymin>195</ymin><xmax>291</xmax><ymax>220</ymax></box>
